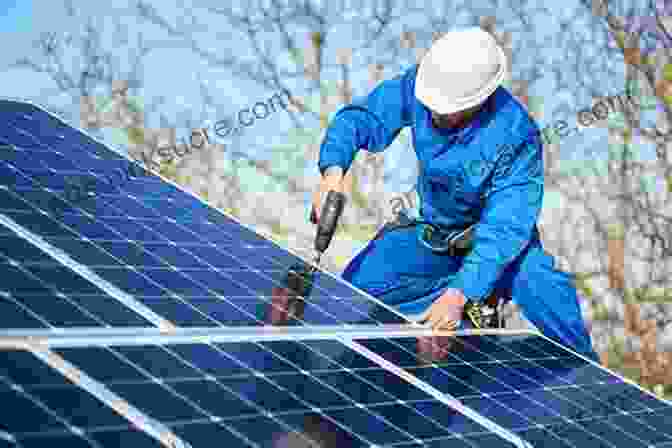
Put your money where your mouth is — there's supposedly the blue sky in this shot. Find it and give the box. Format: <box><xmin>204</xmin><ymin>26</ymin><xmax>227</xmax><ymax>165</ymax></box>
<box><xmin>0</xmin><ymin>0</ymin><xmax>32</xmax><ymax>55</ymax></box>
<box><xmin>0</xmin><ymin>0</ymin><xmax>26</xmax><ymax>32</ymax></box>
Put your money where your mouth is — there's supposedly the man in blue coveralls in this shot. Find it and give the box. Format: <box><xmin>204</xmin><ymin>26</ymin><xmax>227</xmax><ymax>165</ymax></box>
<box><xmin>312</xmin><ymin>27</ymin><xmax>599</xmax><ymax>363</ymax></box>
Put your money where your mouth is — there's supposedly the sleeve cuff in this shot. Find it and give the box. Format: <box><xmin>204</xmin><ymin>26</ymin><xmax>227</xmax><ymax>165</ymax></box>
<box><xmin>446</xmin><ymin>263</ymin><xmax>500</xmax><ymax>303</ymax></box>
<box><xmin>318</xmin><ymin>156</ymin><xmax>347</xmax><ymax>176</ymax></box>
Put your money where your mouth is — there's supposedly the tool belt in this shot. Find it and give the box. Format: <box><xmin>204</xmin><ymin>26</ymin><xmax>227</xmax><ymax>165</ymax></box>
<box><xmin>375</xmin><ymin>211</ymin><xmax>476</xmax><ymax>257</ymax></box>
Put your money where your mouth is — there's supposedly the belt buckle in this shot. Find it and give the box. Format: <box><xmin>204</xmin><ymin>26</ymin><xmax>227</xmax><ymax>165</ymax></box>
<box><xmin>422</xmin><ymin>224</ymin><xmax>433</xmax><ymax>241</ymax></box>
<box><xmin>420</xmin><ymin>224</ymin><xmax>451</xmax><ymax>253</ymax></box>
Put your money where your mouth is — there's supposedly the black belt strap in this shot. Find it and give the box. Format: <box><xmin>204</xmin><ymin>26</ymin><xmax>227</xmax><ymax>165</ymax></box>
<box><xmin>373</xmin><ymin>212</ymin><xmax>475</xmax><ymax>256</ymax></box>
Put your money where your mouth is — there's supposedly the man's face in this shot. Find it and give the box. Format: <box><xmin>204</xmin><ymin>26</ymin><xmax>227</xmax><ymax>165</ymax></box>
<box><xmin>430</xmin><ymin>103</ymin><xmax>482</xmax><ymax>129</ymax></box>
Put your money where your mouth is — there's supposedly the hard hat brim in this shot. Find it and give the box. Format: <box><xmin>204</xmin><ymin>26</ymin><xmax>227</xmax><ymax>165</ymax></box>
<box><xmin>415</xmin><ymin>43</ymin><xmax>507</xmax><ymax>115</ymax></box>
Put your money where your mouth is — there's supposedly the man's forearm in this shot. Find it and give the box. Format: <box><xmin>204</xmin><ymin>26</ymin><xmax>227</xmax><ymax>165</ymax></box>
<box><xmin>318</xmin><ymin>67</ymin><xmax>413</xmax><ymax>175</ymax></box>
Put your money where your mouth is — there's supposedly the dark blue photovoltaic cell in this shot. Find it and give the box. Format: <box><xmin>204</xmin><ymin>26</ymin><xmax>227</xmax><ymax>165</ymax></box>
<box><xmin>0</xmin><ymin>99</ymin><xmax>408</xmax><ymax>328</ymax></box>
<box><xmin>14</xmin><ymin>429</ymin><xmax>165</xmax><ymax>448</ymax></box>
<box><xmin>0</xmin><ymin>348</ymin><xmax>162</xmax><ymax>447</ymax></box>
<box><xmin>56</xmin><ymin>339</ymin><xmax>516</xmax><ymax>448</ymax></box>
<box><xmin>0</xmin><ymin>235</ymin><xmax>151</xmax><ymax>328</ymax></box>
<box><xmin>0</xmin><ymin>350</ymin><xmax>71</xmax><ymax>387</ymax></box>
<box><xmin>357</xmin><ymin>334</ymin><xmax>672</xmax><ymax>448</ymax></box>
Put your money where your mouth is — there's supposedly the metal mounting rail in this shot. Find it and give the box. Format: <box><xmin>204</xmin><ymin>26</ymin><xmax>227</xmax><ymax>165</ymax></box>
<box><xmin>0</xmin><ymin>325</ymin><xmax>540</xmax><ymax>348</ymax></box>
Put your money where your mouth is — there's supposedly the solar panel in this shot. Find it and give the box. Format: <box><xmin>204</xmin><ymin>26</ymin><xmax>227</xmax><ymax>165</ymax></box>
<box><xmin>0</xmin><ymin>99</ymin><xmax>408</xmax><ymax>328</ymax></box>
<box><xmin>1</xmin><ymin>99</ymin><xmax>671</xmax><ymax>448</ymax></box>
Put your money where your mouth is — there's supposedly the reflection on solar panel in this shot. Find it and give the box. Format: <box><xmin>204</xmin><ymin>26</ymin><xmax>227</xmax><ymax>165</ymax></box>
<box><xmin>0</xmin><ymin>99</ymin><xmax>408</xmax><ymax>328</ymax></box>
<box><xmin>357</xmin><ymin>333</ymin><xmax>672</xmax><ymax>448</ymax></box>
<box><xmin>1</xmin><ymin>99</ymin><xmax>671</xmax><ymax>448</ymax></box>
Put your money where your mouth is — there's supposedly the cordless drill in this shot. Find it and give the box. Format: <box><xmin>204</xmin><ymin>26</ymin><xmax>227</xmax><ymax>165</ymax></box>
<box><xmin>268</xmin><ymin>191</ymin><xmax>346</xmax><ymax>325</ymax></box>
<box><xmin>310</xmin><ymin>190</ymin><xmax>347</xmax><ymax>269</ymax></box>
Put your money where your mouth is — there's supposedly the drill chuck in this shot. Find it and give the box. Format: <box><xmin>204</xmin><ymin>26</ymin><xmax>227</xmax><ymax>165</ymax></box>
<box><xmin>314</xmin><ymin>190</ymin><xmax>346</xmax><ymax>255</ymax></box>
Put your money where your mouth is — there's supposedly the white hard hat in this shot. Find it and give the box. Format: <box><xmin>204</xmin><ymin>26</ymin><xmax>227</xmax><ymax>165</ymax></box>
<box><xmin>415</xmin><ymin>27</ymin><xmax>507</xmax><ymax>114</ymax></box>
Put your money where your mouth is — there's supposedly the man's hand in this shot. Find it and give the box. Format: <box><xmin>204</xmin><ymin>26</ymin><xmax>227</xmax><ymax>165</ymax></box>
<box><xmin>312</xmin><ymin>166</ymin><xmax>344</xmax><ymax>223</ymax></box>
<box><xmin>422</xmin><ymin>288</ymin><xmax>467</xmax><ymax>331</ymax></box>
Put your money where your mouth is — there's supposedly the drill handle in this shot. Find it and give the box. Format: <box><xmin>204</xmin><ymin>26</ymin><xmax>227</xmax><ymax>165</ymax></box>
<box><xmin>313</xmin><ymin>190</ymin><xmax>346</xmax><ymax>253</ymax></box>
<box><xmin>310</xmin><ymin>190</ymin><xmax>345</xmax><ymax>224</ymax></box>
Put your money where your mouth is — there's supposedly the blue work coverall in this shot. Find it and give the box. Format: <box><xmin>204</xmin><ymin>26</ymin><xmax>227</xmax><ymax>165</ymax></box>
<box><xmin>318</xmin><ymin>64</ymin><xmax>600</xmax><ymax>363</ymax></box>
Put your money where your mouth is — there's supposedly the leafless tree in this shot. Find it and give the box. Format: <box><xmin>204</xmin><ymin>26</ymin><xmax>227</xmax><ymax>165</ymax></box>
<box><xmin>527</xmin><ymin>0</ymin><xmax>672</xmax><ymax>369</ymax></box>
<box><xmin>10</xmin><ymin>3</ymin><xmax>162</xmax><ymax>131</ymax></box>
<box><xmin>563</xmin><ymin>1</ymin><xmax>672</xmax><ymax>306</ymax></box>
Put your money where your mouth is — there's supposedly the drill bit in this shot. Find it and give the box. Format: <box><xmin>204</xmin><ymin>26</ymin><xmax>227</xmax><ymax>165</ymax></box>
<box><xmin>312</xmin><ymin>252</ymin><xmax>322</xmax><ymax>270</ymax></box>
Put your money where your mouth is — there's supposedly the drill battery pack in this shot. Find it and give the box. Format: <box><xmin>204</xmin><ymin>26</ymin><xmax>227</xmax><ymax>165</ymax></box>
<box><xmin>267</xmin><ymin>264</ymin><xmax>314</xmax><ymax>325</ymax></box>
<box><xmin>463</xmin><ymin>296</ymin><xmax>507</xmax><ymax>329</ymax></box>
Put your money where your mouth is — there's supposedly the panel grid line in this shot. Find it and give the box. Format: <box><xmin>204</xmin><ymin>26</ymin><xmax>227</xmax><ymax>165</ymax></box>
<box><xmin>0</xmin><ymin>375</ymin><xmax>104</xmax><ymax>448</ymax></box>
<box><xmin>530</xmin><ymin>331</ymin><xmax>672</xmax><ymax>407</ymax></box>
<box><xmin>341</xmin><ymin>338</ymin><xmax>533</xmax><ymax>448</ymax></box>
<box><xmin>0</xmin><ymin>287</ymin><xmax>53</xmax><ymax>329</ymax></box>
<box><xmin>506</xmin><ymin>335</ymin><xmax>672</xmax><ymax>442</ymax></box>
<box><xmin>0</xmin><ymin>212</ymin><xmax>174</xmax><ymax>330</ymax></box>
<box><xmin>0</xmin><ymin>256</ymin><xmax>115</xmax><ymax>329</ymax></box>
